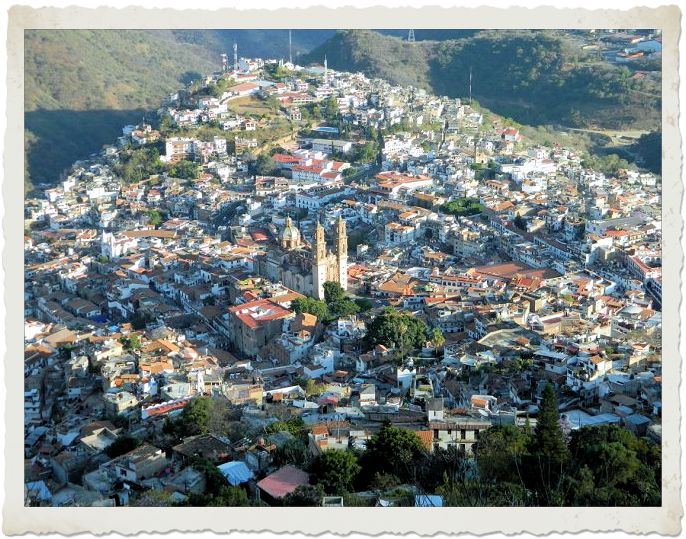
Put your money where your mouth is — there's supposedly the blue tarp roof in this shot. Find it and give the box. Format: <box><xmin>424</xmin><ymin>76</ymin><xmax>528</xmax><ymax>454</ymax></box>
<box><xmin>217</xmin><ymin>461</ymin><xmax>254</xmax><ymax>486</ymax></box>
<box><xmin>415</xmin><ymin>495</ymin><xmax>443</xmax><ymax>507</ymax></box>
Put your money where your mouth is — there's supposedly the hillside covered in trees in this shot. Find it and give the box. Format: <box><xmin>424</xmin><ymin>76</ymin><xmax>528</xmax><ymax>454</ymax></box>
<box><xmin>24</xmin><ymin>30</ymin><xmax>220</xmax><ymax>188</ymax></box>
<box><xmin>25</xmin><ymin>29</ymin><xmax>661</xmax><ymax>189</ymax></box>
<box><xmin>24</xmin><ymin>29</ymin><xmax>345</xmax><ymax>189</ymax></box>
<box><xmin>306</xmin><ymin>30</ymin><xmax>661</xmax><ymax>131</ymax></box>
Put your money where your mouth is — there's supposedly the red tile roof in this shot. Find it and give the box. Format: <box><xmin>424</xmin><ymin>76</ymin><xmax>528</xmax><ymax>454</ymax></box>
<box><xmin>229</xmin><ymin>299</ymin><xmax>292</xmax><ymax>329</ymax></box>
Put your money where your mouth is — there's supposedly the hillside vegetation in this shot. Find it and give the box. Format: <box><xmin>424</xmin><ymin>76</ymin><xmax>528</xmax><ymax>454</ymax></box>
<box><xmin>306</xmin><ymin>30</ymin><xmax>661</xmax><ymax>132</ymax></box>
<box><xmin>25</xmin><ymin>30</ymin><xmax>219</xmax><ymax>188</ymax></box>
<box><xmin>24</xmin><ymin>29</ymin><xmax>344</xmax><ymax>189</ymax></box>
<box><xmin>305</xmin><ymin>30</ymin><xmax>435</xmax><ymax>91</ymax></box>
<box><xmin>25</xmin><ymin>29</ymin><xmax>661</xmax><ymax>189</ymax></box>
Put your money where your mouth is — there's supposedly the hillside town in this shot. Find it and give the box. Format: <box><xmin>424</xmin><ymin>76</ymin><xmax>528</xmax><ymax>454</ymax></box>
<box><xmin>24</xmin><ymin>48</ymin><xmax>662</xmax><ymax>508</ymax></box>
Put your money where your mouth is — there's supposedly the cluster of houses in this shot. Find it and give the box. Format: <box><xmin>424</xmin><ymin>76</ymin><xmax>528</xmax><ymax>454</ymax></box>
<box><xmin>24</xmin><ymin>53</ymin><xmax>662</xmax><ymax>507</ymax></box>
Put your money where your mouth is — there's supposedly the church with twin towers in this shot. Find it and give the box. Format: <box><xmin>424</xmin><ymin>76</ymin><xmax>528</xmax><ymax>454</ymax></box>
<box><xmin>254</xmin><ymin>215</ymin><xmax>348</xmax><ymax>301</ymax></box>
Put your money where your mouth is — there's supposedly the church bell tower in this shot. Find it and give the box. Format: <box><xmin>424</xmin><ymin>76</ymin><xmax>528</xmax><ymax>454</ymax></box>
<box><xmin>312</xmin><ymin>221</ymin><xmax>327</xmax><ymax>300</ymax></box>
<box><xmin>334</xmin><ymin>215</ymin><xmax>348</xmax><ymax>291</ymax></box>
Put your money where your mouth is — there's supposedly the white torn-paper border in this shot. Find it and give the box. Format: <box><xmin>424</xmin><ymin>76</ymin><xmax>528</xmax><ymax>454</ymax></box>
<box><xmin>3</xmin><ymin>4</ymin><xmax>681</xmax><ymax>535</ymax></box>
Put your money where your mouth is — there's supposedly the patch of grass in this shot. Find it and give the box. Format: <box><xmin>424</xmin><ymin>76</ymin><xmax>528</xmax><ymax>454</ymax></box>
<box><xmin>226</xmin><ymin>96</ymin><xmax>276</xmax><ymax>118</ymax></box>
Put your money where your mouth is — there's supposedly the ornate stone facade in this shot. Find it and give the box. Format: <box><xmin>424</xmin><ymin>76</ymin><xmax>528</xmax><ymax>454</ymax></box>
<box><xmin>255</xmin><ymin>217</ymin><xmax>348</xmax><ymax>300</ymax></box>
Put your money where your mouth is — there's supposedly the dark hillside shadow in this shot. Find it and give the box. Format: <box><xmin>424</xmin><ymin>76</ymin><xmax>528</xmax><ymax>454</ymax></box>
<box><xmin>25</xmin><ymin>108</ymin><xmax>149</xmax><ymax>186</ymax></box>
<box><xmin>179</xmin><ymin>71</ymin><xmax>202</xmax><ymax>85</ymax></box>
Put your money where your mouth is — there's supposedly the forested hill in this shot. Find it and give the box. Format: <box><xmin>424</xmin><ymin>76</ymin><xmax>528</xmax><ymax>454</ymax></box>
<box><xmin>25</xmin><ymin>30</ymin><xmax>220</xmax><ymax>189</ymax></box>
<box><xmin>25</xmin><ymin>29</ymin><xmax>661</xmax><ymax>189</ymax></box>
<box><xmin>24</xmin><ymin>29</ymin><xmax>342</xmax><ymax>189</ymax></box>
<box><xmin>306</xmin><ymin>30</ymin><xmax>661</xmax><ymax>132</ymax></box>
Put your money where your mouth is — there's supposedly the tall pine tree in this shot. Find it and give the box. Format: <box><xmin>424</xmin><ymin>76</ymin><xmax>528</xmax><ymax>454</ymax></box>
<box><xmin>527</xmin><ymin>383</ymin><xmax>570</xmax><ymax>505</ymax></box>
<box><xmin>533</xmin><ymin>384</ymin><xmax>569</xmax><ymax>460</ymax></box>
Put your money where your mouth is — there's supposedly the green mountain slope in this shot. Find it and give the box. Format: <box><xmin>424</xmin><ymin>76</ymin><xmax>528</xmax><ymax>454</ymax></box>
<box><xmin>304</xmin><ymin>30</ymin><xmax>436</xmax><ymax>91</ymax></box>
<box><xmin>24</xmin><ymin>29</ymin><xmax>342</xmax><ymax>189</ymax></box>
<box><xmin>306</xmin><ymin>30</ymin><xmax>661</xmax><ymax>132</ymax></box>
<box><xmin>25</xmin><ymin>29</ymin><xmax>220</xmax><ymax>188</ymax></box>
<box><xmin>25</xmin><ymin>29</ymin><xmax>661</xmax><ymax>189</ymax></box>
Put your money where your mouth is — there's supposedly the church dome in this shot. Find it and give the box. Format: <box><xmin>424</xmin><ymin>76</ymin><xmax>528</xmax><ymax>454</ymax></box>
<box><xmin>280</xmin><ymin>216</ymin><xmax>301</xmax><ymax>248</ymax></box>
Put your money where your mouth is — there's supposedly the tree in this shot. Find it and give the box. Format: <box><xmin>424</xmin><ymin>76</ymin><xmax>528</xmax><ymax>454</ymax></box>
<box><xmin>633</xmin><ymin>130</ymin><xmax>661</xmax><ymax>174</ymax></box>
<box><xmin>251</xmin><ymin>153</ymin><xmax>276</xmax><ymax>176</ymax></box>
<box><xmin>525</xmin><ymin>384</ymin><xmax>570</xmax><ymax>505</ymax></box>
<box><xmin>354</xmin><ymin>141</ymin><xmax>378</xmax><ymax>164</ymax></box>
<box><xmin>362</xmin><ymin>421</ymin><xmax>426</xmax><ymax>482</ymax></box>
<box><xmin>323</xmin><ymin>96</ymin><xmax>339</xmax><ymax>121</ymax></box>
<box><xmin>416</xmin><ymin>446</ymin><xmax>469</xmax><ymax>492</ymax></box>
<box><xmin>147</xmin><ymin>209</ymin><xmax>162</xmax><ymax>227</ymax></box>
<box><xmin>364</xmin><ymin>308</ymin><xmax>429</xmax><ymax>354</ymax></box>
<box><xmin>119</xmin><ymin>334</ymin><xmax>141</xmax><ymax>351</ymax></box>
<box><xmin>168</xmin><ymin>159</ymin><xmax>199</xmax><ymax>180</ymax></box>
<box><xmin>328</xmin><ymin>299</ymin><xmax>360</xmax><ymax>319</ymax></box>
<box><xmin>323</xmin><ymin>281</ymin><xmax>346</xmax><ymax>304</ymax></box>
<box><xmin>174</xmin><ymin>397</ymin><xmax>215</xmax><ymax>437</ymax></box>
<box><xmin>513</xmin><ymin>214</ymin><xmax>527</xmax><ymax>231</ymax></box>
<box><xmin>269</xmin><ymin>146</ymin><xmax>287</xmax><ymax>156</ymax></box>
<box><xmin>342</xmin><ymin>167</ymin><xmax>357</xmax><ymax>178</ymax></box>
<box><xmin>177</xmin><ymin>457</ymin><xmax>252</xmax><ymax>507</ymax></box>
<box><xmin>206</xmin><ymin>486</ymin><xmax>250</xmax><ymax>507</ymax></box>
<box><xmin>323</xmin><ymin>281</ymin><xmax>360</xmax><ymax>319</ymax></box>
<box><xmin>281</xmin><ymin>484</ymin><xmax>324</xmax><ymax>506</ymax></box>
<box><xmin>430</xmin><ymin>328</ymin><xmax>445</xmax><ymax>349</ymax></box>
<box><xmin>354</xmin><ymin>298</ymin><xmax>374</xmax><ymax>311</ymax></box>
<box><xmin>159</xmin><ymin>115</ymin><xmax>175</xmax><ymax>135</ymax></box>
<box><xmin>304</xmin><ymin>379</ymin><xmax>320</xmax><ymax>397</ymax></box>
<box><xmin>188</xmin><ymin>456</ymin><xmax>229</xmax><ymax>496</ymax></box>
<box><xmin>291</xmin><ymin>297</ymin><xmax>328</xmax><ymax>321</ymax></box>
<box><xmin>441</xmin><ymin>198</ymin><xmax>484</xmax><ymax>217</ymax></box>
<box><xmin>273</xmin><ymin>438</ymin><xmax>311</xmax><ymax>468</ymax></box>
<box><xmin>563</xmin><ymin>425</ymin><xmax>661</xmax><ymax>506</ymax></box>
<box><xmin>473</xmin><ymin>425</ymin><xmax>531</xmax><ymax>484</ymax></box>
<box><xmin>265</xmin><ymin>416</ymin><xmax>309</xmax><ymax>444</ymax></box>
<box><xmin>532</xmin><ymin>384</ymin><xmax>569</xmax><ymax>461</ymax></box>
<box><xmin>312</xmin><ymin>450</ymin><xmax>361</xmax><ymax>494</ymax></box>
<box><xmin>369</xmin><ymin>472</ymin><xmax>401</xmax><ymax>492</ymax></box>
<box><xmin>105</xmin><ymin>434</ymin><xmax>140</xmax><ymax>458</ymax></box>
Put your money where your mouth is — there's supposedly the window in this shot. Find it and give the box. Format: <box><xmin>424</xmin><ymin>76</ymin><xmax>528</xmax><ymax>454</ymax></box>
<box><xmin>433</xmin><ymin>429</ymin><xmax>438</xmax><ymax>439</ymax></box>
<box><xmin>461</xmin><ymin>429</ymin><xmax>466</xmax><ymax>439</ymax></box>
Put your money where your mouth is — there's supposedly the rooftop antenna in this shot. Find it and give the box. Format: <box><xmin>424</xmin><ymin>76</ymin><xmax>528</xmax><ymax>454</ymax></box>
<box><xmin>289</xmin><ymin>30</ymin><xmax>293</xmax><ymax>64</ymax></box>
<box><xmin>408</xmin><ymin>29</ymin><xmax>415</xmax><ymax>43</ymax></box>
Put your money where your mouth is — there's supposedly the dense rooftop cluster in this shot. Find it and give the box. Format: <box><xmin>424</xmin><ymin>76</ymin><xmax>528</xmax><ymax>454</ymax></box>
<box><xmin>24</xmin><ymin>51</ymin><xmax>661</xmax><ymax>508</ymax></box>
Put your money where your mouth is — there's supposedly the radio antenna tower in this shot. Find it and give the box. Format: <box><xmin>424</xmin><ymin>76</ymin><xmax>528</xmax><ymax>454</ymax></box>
<box><xmin>221</xmin><ymin>53</ymin><xmax>228</xmax><ymax>73</ymax></box>
<box><xmin>408</xmin><ymin>29</ymin><xmax>415</xmax><ymax>43</ymax></box>
<box><xmin>289</xmin><ymin>30</ymin><xmax>293</xmax><ymax>64</ymax></box>
<box><xmin>469</xmin><ymin>66</ymin><xmax>473</xmax><ymax>105</ymax></box>
<box><xmin>233</xmin><ymin>41</ymin><xmax>238</xmax><ymax>73</ymax></box>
